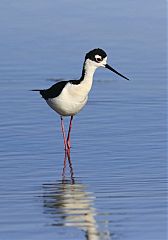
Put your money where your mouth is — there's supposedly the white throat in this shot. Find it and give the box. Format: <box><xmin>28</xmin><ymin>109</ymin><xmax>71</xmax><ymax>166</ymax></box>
<box><xmin>80</xmin><ymin>59</ymin><xmax>98</xmax><ymax>92</ymax></box>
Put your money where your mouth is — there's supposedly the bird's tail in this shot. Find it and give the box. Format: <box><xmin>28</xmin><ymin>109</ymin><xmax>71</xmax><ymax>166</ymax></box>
<box><xmin>31</xmin><ymin>89</ymin><xmax>41</xmax><ymax>91</ymax></box>
<box><xmin>31</xmin><ymin>89</ymin><xmax>45</xmax><ymax>99</ymax></box>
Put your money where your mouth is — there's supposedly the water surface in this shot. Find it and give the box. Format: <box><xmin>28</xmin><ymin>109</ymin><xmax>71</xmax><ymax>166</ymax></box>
<box><xmin>0</xmin><ymin>1</ymin><xmax>166</xmax><ymax>240</ymax></box>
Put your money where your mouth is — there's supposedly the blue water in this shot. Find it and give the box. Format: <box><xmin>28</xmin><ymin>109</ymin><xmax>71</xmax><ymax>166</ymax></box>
<box><xmin>0</xmin><ymin>1</ymin><xmax>166</xmax><ymax>240</ymax></box>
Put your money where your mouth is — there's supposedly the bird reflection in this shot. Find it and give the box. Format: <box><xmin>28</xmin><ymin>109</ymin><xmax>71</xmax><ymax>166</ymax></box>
<box><xmin>43</xmin><ymin>181</ymin><xmax>111</xmax><ymax>240</ymax></box>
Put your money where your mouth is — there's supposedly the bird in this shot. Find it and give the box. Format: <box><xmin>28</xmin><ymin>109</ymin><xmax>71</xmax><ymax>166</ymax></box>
<box><xmin>32</xmin><ymin>48</ymin><xmax>129</xmax><ymax>158</ymax></box>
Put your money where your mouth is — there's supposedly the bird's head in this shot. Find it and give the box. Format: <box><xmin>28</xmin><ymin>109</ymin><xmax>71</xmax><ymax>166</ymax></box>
<box><xmin>84</xmin><ymin>48</ymin><xmax>129</xmax><ymax>80</ymax></box>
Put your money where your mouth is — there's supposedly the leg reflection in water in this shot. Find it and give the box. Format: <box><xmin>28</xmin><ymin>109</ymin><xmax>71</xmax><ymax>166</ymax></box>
<box><xmin>62</xmin><ymin>149</ymin><xmax>75</xmax><ymax>184</ymax></box>
<box><xmin>43</xmin><ymin>181</ymin><xmax>111</xmax><ymax>240</ymax></box>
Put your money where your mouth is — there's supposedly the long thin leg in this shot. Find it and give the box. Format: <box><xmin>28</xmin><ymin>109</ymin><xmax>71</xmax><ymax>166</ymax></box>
<box><xmin>60</xmin><ymin>116</ymin><xmax>67</xmax><ymax>151</ymax></box>
<box><xmin>67</xmin><ymin>150</ymin><xmax>75</xmax><ymax>184</ymax></box>
<box><xmin>60</xmin><ymin>116</ymin><xmax>74</xmax><ymax>180</ymax></box>
<box><xmin>60</xmin><ymin>116</ymin><xmax>68</xmax><ymax>176</ymax></box>
<box><xmin>62</xmin><ymin>150</ymin><xmax>67</xmax><ymax>179</ymax></box>
<box><xmin>67</xmin><ymin>116</ymin><xmax>73</xmax><ymax>152</ymax></box>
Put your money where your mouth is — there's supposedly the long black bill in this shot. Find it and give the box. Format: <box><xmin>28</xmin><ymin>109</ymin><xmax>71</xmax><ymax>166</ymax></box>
<box><xmin>105</xmin><ymin>64</ymin><xmax>129</xmax><ymax>80</ymax></box>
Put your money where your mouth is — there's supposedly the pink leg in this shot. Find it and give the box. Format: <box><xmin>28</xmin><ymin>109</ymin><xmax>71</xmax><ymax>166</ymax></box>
<box><xmin>60</xmin><ymin>116</ymin><xmax>74</xmax><ymax>179</ymax></box>
<box><xmin>62</xmin><ymin>150</ymin><xmax>67</xmax><ymax>178</ymax></box>
<box><xmin>60</xmin><ymin>116</ymin><xmax>67</xmax><ymax>151</ymax></box>
<box><xmin>67</xmin><ymin>116</ymin><xmax>73</xmax><ymax>152</ymax></box>
<box><xmin>60</xmin><ymin>116</ymin><xmax>68</xmax><ymax>175</ymax></box>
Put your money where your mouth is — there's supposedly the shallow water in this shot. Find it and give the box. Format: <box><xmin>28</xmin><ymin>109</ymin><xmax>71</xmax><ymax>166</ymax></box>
<box><xmin>0</xmin><ymin>1</ymin><xmax>166</xmax><ymax>240</ymax></box>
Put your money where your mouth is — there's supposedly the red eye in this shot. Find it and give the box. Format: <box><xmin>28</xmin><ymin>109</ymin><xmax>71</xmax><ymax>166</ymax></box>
<box><xmin>96</xmin><ymin>57</ymin><xmax>102</xmax><ymax>62</ymax></box>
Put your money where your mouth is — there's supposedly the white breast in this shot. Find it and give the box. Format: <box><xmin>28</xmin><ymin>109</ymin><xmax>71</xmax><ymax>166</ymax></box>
<box><xmin>46</xmin><ymin>83</ymin><xmax>88</xmax><ymax>116</ymax></box>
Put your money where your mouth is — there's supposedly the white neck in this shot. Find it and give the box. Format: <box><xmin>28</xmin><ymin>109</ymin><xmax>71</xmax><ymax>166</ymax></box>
<box><xmin>80</xmin><ymin>59</ymin><xmax>97</xmax><ymax>93</ymax></box>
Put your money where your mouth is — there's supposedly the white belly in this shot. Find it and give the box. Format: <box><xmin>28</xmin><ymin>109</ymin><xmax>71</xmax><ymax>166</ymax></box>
<box><xmin>46</xmin><ymin>82</ymin><xmax>92</xmax><ymax>116</ymax></box>
<box><xmin>46</xmin><ymin>94</ymin><xmax>88</xmax><ymax>116</ymax></box>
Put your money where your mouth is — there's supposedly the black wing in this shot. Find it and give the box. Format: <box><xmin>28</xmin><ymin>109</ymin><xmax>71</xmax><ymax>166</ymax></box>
<box><xmin>40</xmin><ymin>81</ymin><xmax>68</xmax><ymax>100</ymax></box>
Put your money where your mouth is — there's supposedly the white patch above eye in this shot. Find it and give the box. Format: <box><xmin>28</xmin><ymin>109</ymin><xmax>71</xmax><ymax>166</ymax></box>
<box><xmin>95</xmin><ymin>54</ymin><xmax>101</xmax><ymax>59</ymax></box>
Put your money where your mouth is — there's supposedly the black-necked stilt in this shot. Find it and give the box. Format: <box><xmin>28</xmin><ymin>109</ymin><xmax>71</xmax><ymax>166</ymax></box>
<box><xmin>32</xmin><ymin>48</ymin><xmax>129</xmax><ymax>158</ymax></box>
